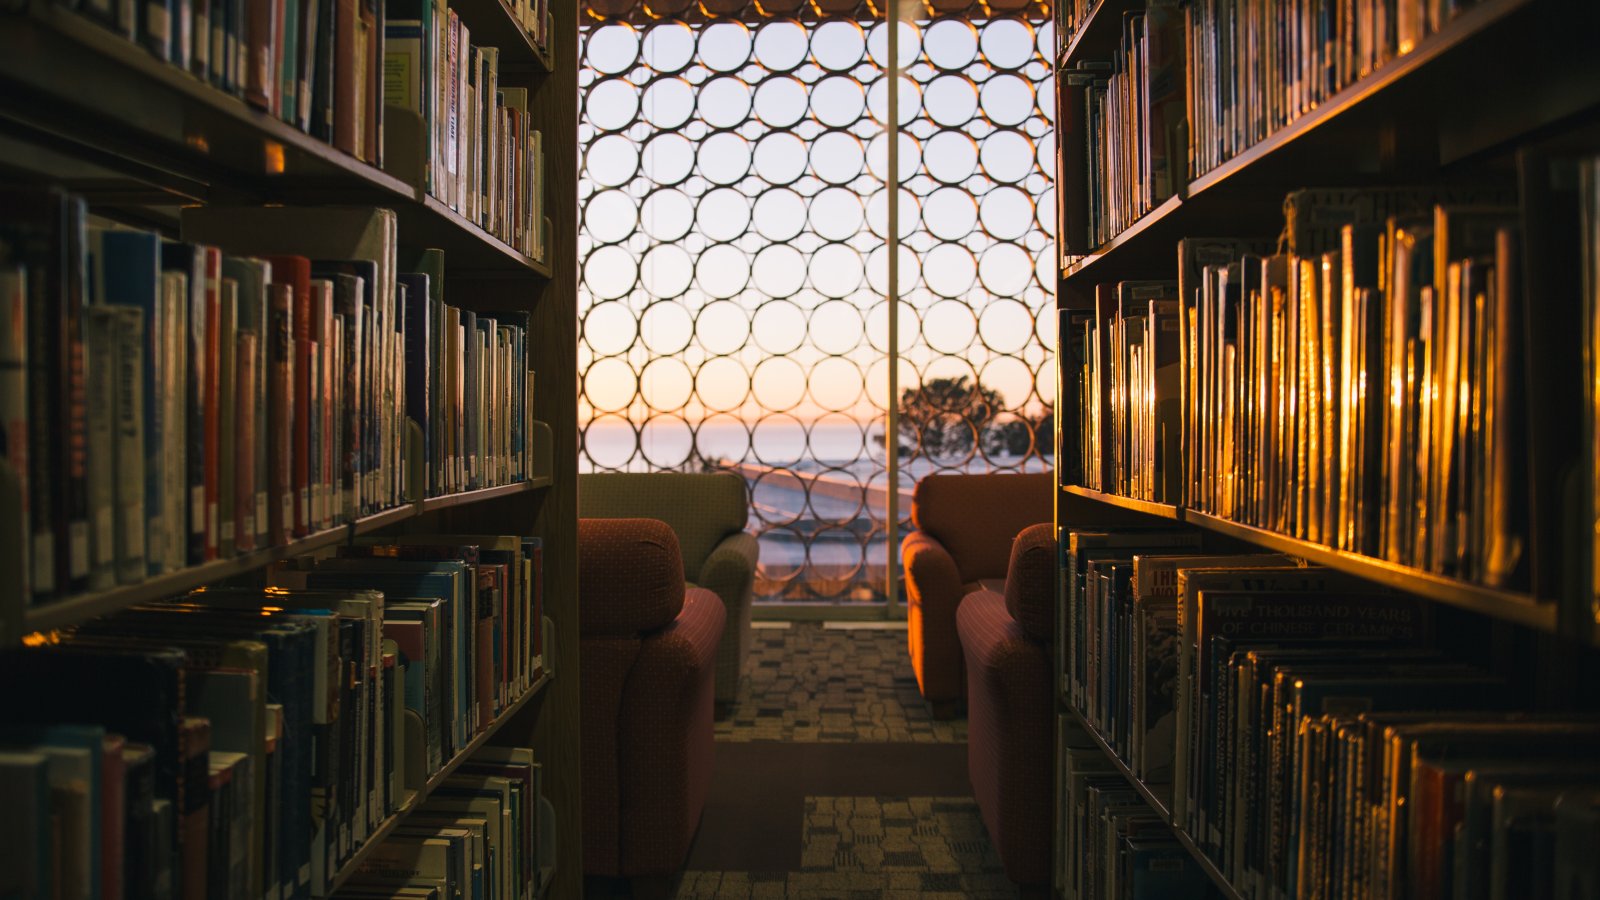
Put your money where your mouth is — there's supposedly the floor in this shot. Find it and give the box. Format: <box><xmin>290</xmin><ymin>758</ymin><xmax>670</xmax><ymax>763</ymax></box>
<box><xmin>715</xmin><ymin>623</ymin><xmax>967</xmax><ymax>744</ymax></box>
<box><xmin>586</xmin><ymin>622</ymin><xmax>1018</xmax><ymax>899</ymax></box>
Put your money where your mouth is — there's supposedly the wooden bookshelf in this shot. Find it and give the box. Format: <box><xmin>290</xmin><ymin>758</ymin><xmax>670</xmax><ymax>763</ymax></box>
<box><xmin>326</xmin><ymin>669</ymin><xmax>553</xmax><ymax>895</ymax></box>
<box><xmin>1058</xmin><ymin>0</ymin><xmax>1568</xmax><ymax>290</ymax></box>
<box><xmin>0</xmin><ymin>0</ymin><xmax>582</xmax><ymax>889</ymax></box>
<box><xmin>0</xmin><ymin>0</ymin><xmax>552</xmax><ymax>276</ymax></box>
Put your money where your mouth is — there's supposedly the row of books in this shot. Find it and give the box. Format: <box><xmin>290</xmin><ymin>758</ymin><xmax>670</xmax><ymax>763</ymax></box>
<box><xmin>1058</xmin><ymin>0</ymin><xmax>1495</xmax><ymax>255</ymax></box>
<box><xmin>1072</xmin><ymin>278</ymin><xmax>1183</xmax><ymax>503</ymax></box>
<box><xmin>1060</xmin><ymin>1</ymin><xmax>1186</xmax><ymax>251</ymax></box>
<box><xmin>1068</xmin><ymin>184</ymin><xmax>1527</xmax><ymax>586</ymax></box>
<box><xmin>385</xmin><ymin>0</ymin><xmax>550</xmax><ymax>260</ymax></box>
<box><xmin>67</xmin><ymin>0</ymin><xmax>553</xmax><ymax>218</ymax></box>
<box><xmin>0</xmin><ymin>532</ymin><xmax>547</xmax><ymax>900</ymax></box>
<box><xmin>0</xmin><ymin>193</ymin><xmax>540</xmax><ymax>612</ymax></box>
<box><xmin>1059</xmin><ymin>531</ymin><xmax>1600</xmax><ymax>900</ymax></box>
<box><xmin>69</xmin><ymin>0</ymin><xmax>386</xmax><ymax>164</ymax></box>
<box><xmin>339</xmin><ymin>748</ymin><xmax>552</xmax><ymax>900</ymax></box>
<box><xmin>1184</xmin><ymin>0</ymin><xmax>1485</xmax><ymax>179</ymax></box>
<box><xmin>1057</xmin><ymin>721</ymin><xmax>1211</xmax><ymax>900</ymax></box>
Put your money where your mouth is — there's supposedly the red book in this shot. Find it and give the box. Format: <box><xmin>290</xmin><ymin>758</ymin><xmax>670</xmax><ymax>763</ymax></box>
<box><xmin>266</xmin><ymin>255</ymin><xmax>311</xmax><ymax>538</ymax></box>
<box><xmin>265</xmin><ymin>282</ymin><xmax>294</xmax><ymax>546</ymax></box>
<box><xmin>202</xmin><ymin>248</ymin><xmax>221</xmax><ymax>561</ymax></box>
<box><xmin>101</xmin><ymin>733</ymin><xmax>126</xmax><ymax>900</ymax></box>
<box><xmin>332</xmin><ymin>0</ymin><xmax>358</xmax><ymax>156</ymax></box>
<box><xmin>244</xmin><ymin>0</ymin><xmax>276</xmax><ymax>109</ymax></box>
<box><xmin>235</xmin><ymin>331</ymin><xmax>258</xmax><ymax>553</ymax></box>
<box><xmin>178</xmin><ymin>716</ymin><xmax>212</xmax><ymax>900</ymax></box>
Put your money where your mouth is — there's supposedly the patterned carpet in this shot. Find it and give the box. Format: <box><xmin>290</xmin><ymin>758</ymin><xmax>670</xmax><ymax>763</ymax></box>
<box><xmin>714</xmin><ymin>623</ymin><xmax>967</xmax><ymax>744</ymax></box>
<box><xmin>663</xmin><ymin>622</ymin><xmax>1016</xmax><ymax>899</ymax></box>
<box><xmin>673</xmin><ymin>797</ymin><xmax>1017</xmax><ymax>899</ymax></box>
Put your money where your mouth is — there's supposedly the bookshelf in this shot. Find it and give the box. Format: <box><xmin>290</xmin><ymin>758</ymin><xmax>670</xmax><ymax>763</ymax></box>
<box><xmin>0</xmin><ymin>0</ymin><xmax>553</xmax><ymax>274</ymax></box>
<box><xmin>1057</xmin><ymin>0</ymin><xmax>1597</xmax><ymax>294</ymax></box>
<box><xmin>325</xmin><ymin>669</ymin><xmax>553</xmax><ymax>896</ymax></box>
<box><xmin>1055</xmin><ymin>0</ymin><xmax>1600</xmax><ymax>896</ymax></box>
<box><xmin>0</xmin><ymin>0</ymin><xmax>582</xmax><ymax>894</ymax></box>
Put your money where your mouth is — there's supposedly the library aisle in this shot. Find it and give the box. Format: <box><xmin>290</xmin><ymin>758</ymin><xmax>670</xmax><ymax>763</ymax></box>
<box><xmin>589</xmin><ymin>623</ymin><xmax>1019</xmax><ymax>900</ymax></box>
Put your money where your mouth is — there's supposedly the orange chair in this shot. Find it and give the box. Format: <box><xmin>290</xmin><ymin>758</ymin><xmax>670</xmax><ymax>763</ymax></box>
<box><xmin>901</xmin><ymin>472</ymin><xmax>1053</xmax><ymax>715</ymax></box>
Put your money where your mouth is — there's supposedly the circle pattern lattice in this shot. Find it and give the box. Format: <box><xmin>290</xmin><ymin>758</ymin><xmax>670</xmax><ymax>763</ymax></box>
<box><xmin>579</xmin><ymin>13</ymin><xmax>1055</xmax><ymax>602</ymax></box>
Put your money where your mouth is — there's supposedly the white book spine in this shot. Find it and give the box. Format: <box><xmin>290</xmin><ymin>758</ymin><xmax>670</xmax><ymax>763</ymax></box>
<box><xmin>111</xmin><ymin>307</ymin><xmax>147</xmax><ymax>583</ymax></box>
<box><xmin>85</xmin><ymin>308</ymin><xmax>118</xmax><ymax>591</ymax></box>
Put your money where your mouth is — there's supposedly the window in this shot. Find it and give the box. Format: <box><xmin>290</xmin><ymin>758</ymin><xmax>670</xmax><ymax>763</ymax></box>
<box><xmin>579</xmin><ymin>5</ymin><xmax>1056</xmax><ymax>604</ymax></box>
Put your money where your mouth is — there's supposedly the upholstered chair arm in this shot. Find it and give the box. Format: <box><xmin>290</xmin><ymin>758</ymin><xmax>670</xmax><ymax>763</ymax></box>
<box><xmin>902</xmin><ymin>530</ymin><xmax>968</xmax><ymax>704</ymax></box>
<box><xmin>696</xmin><ymin>531</ymin><xmax>758</xmax><ymax>602</ymax></box>
<box><xmin>695</xmin><ymin>531</ymin><xmax>757</xmax><ymax>705</ymax></box>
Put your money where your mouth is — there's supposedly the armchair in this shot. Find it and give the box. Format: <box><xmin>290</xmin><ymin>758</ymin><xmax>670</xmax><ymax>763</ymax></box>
<box><xmin>579</xmin><ymin>472</ymin><xmax>756</xmax><ymax>708</ymax></box>
<box><xmin>902</xmin><ymin>471</ymin><xmax>1053</xmax><ymax>715</ymax></box>
<box><xmin>957</xmin><ymin>522</ymin><xmax>1056</xmax><ymax>886</ymax></box>
<box><xmin>578</xmin><ymin>517</ymin><xmax>725</xmax><ymax>879</ymax></box>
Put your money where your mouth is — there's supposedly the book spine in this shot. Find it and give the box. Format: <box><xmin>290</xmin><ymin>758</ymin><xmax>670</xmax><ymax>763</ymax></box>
<box><xmin>297</xmin><ymin>0</ymin><xmax>318</xmax><ymax>132</ymax></box>
<box><xmin>292</xmin><ymin>272</ymin><xmax>311</xmax><ymax>538</ymax></box>
<box><xmin>0</xmin><ymin>267</ymin><xmax>28</xmax><ymax>611</ymax></box>
<box><xmin>217</xmin><ymin>278</ymin><xmax>238</xmax><ymax>558</ymax></box>
<box><xmin>278</xmin><ymin>0</ymin><xmax>298</xmax><ymax>124</ymax></box>
<box><xmin>62</xmin><ymin>199</ymin><xmax>91</xmax><ymax>595</ymax></box>
<box><xmin>333</xmin><ymin>0</ymin><xmax>359</xmax><ymax>155</ymax></box>
<box><xmin>159</xmin><ymin>272</ymin><xmax>187</xmax><ymax>575</ymax></box>
<box><xmin>203</xmin><ymin>249</ymin><xmax>222</xmax><ymax>561</ymax></box>
<box><xmin>320</xmin><ymin>283</ymin><xmax>335</xmax><ymax>528</ymax></box>
<box><xmin>267</xmin><ymin>283</ymin><xmax>294</xmax><ymax>546</ymax></box>
<box><xmin>86</xmin><ymin>308</ymin><xmax>118</xmax><ymax>591</ymax></box>
<box><xmin>183</xmin><ymin>255</ymin><xmax>206</xmax><ymax>565</ymax></box>
<box><xmin>244</xmin><ymin>0</ymin><xmax>274</xmax><ymax>109</ymax></box>
<box><xmin>234</xmin><ymin>331</ymin><xmax>258</xmax><ymax>554</ymax></box>
<box><xmin>111</xmin><ymin>307</ymin><xmax>147</xmax><ymax>584</ymax></box>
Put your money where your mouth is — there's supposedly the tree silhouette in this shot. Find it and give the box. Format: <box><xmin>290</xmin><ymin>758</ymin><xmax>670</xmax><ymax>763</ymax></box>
<box><xmin>876</xmin><ymin>376</ymin><xmax>1054</xmax><ymax>461</ymax></box>
<box><xmin>881</xmin><ymin>376</ymin><xmax>1002</xmax><ymax>460</ymax></box>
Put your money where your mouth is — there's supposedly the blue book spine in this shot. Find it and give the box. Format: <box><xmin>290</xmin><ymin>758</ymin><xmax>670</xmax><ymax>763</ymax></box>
<box><xmin>100</xmin><ymin>231</ymin><xmax>167</xmax><ymax>577</ymax></box>
<box><xmin>399</xmin><ymin>274</ymin><xmax>430</xmax><ymax>489</ymax></box>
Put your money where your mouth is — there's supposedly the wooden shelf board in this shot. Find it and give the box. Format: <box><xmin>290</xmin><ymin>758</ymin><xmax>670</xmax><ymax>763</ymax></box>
<box><xmin>1062</xmin><ymin>194</ymin><xmax>1182</xmax><ymax>282</ymax></box>
<box><xmin>23</xmin><ymin>522</ymin><xmax>353</xmax><ymax>633</ymax></box>
<box><xmin>1062</xmin><ymin>484</ymin><xmax>1183</xmax><ymax>520</ymax></box>
<box><xmin>414</xmin><ymin>195</ymin><xmax>551</xmax><ymax>275</ymax></box>
<box><xmin>25</xmin><ymin>479</ymin><xmax>552</xmax><ymax>634</ymax></box>
<box><xmin>1063</xmin><ymin>705</ymin><xmax>1243</xmax><ymax>900</ymax></box>
<box><xmin>419</xmin><ymin>479</ymin><xmax>544</xmax><ymax>513</ymax></box>
<box><xmin>1182</xmin><ymin>510</ymin><xmax>1554</xmax><ymax>632</ymax></box>
<box><xmin>327</xmin><ymin>670</ymin><xmax>553</xmax><ymax>894</ymax></box>
<box><xmin>1060</xmin><ymin>0</ymin><xmax>1143</xmax><ymax>70</ymax></box>
<box><xmin>1058</xmin><ymin>486</ymin><xmax>1556</xmax><ymax>633</ymax></box>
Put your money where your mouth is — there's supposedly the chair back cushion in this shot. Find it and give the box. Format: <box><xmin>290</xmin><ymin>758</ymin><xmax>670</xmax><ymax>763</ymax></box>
<box><xmin>578</xmin><ymin>518</ymin><xmax>686</xmax><ymax>637</ymax></box>
<box><xmin>911</xmin><ymin>472</ymin><xmax>1054</xmax><ymax>583</ymax></box>
<box><xmin>579</xmin><ymin>472</ymin><xmax>749</xmax><ymax>576</ymax></box>
<box><xmin>1004</xmin><ymin>523</ymin><xmax>1057</xmax><ymax>643</ymax></box>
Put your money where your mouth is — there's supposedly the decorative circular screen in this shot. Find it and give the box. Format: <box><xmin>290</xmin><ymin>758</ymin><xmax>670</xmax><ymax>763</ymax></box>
<box><xmin>579</xmin><ymin>11</ymin><xmax>1056</xmax><ymax>603</ymax></box>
